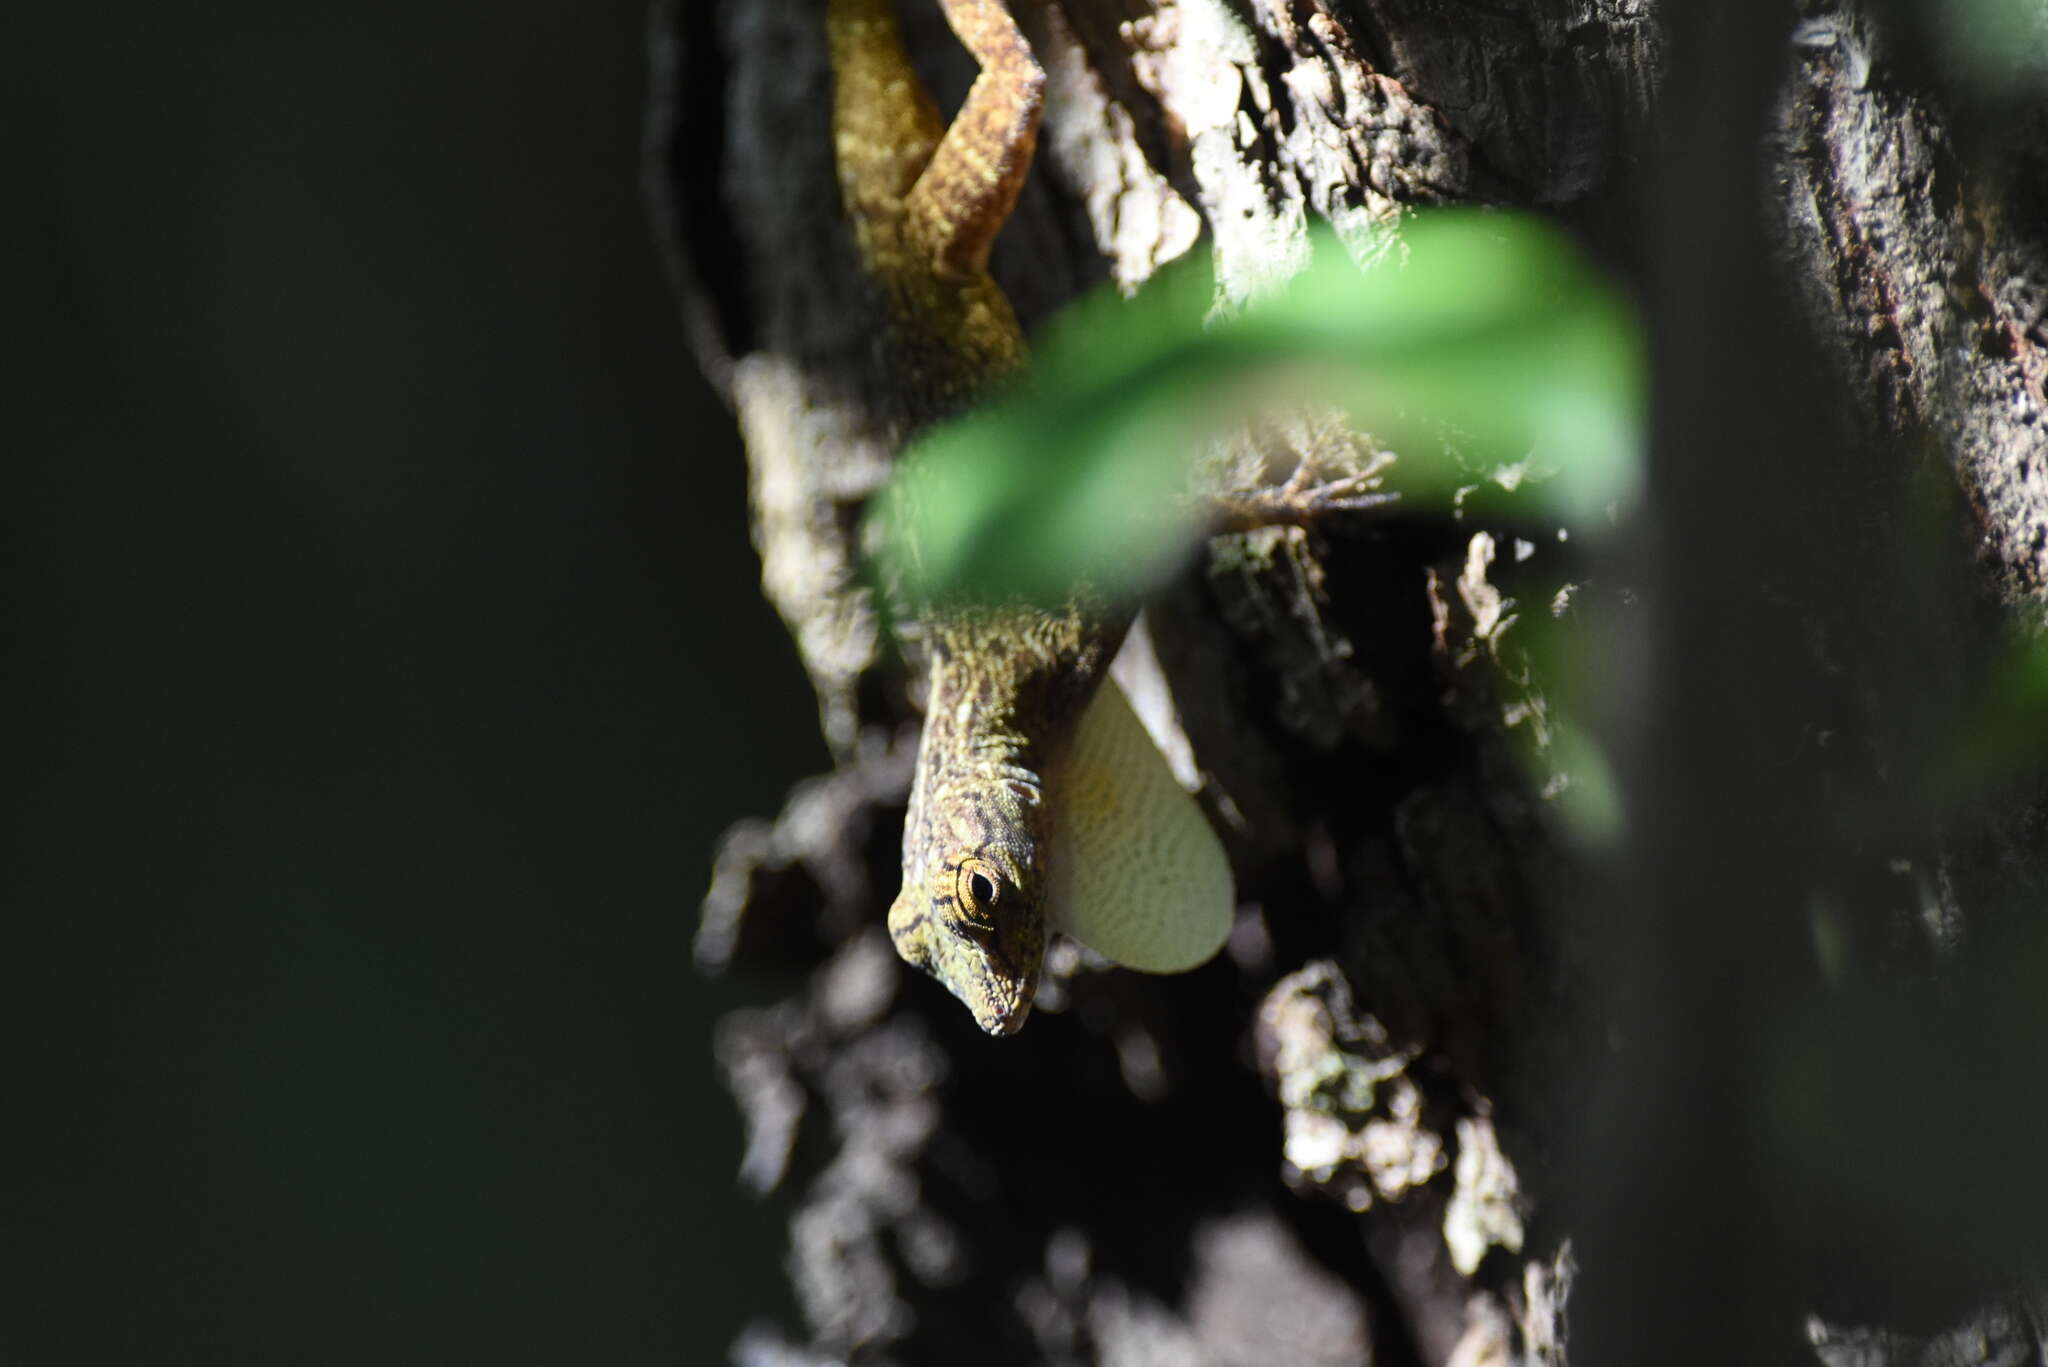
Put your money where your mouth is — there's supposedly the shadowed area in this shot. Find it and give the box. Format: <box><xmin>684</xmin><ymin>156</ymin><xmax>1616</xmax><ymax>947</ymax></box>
<box><xmin>4</xmin><ymin>2</ymin><xmax>818</xmax><ymax>1360</ymax></box>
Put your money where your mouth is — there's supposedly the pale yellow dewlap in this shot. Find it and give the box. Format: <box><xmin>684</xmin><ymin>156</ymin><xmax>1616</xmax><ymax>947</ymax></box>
<box><xmin>1045</xmin><ymin>680</ymin><xmax>1234</xmax><ymax>973</ymax></box>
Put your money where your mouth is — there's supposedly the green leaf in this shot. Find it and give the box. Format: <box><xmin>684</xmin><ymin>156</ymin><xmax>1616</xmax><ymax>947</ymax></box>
<box><xmin>872</xmin><ymin>209</ymin><xmax>1645</xmax><ymax>608</ymax></box>
<box><xmin>1922</xmin><ymin>0</ymin><xmax>2048</xmax><ymax>93</ymax></box>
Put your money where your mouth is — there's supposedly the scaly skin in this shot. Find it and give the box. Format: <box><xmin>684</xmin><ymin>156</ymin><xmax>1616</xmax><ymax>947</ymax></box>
<box><xmin>888</xmin><ymin>600</ymin><xmax>1123</xmax><ymax>1034</ymax></box>
<box><xmin>828</xmin><ymin>0</ymin><xmax>1125</xmax><ymax>1034</ymax></box>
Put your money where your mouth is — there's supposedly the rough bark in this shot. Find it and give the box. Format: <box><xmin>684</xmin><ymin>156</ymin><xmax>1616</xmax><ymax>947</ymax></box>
<box><xmin>649</xmin><ymin>0</ymin><xmax>2048</xmax><ymax>1362</ymax></box>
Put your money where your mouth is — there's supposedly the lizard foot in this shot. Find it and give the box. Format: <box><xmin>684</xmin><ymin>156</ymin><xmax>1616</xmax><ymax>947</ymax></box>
<box><xmin>1208</xmin><ymin>455</ymin><xmax>1398</xmax><ymax>534</ymax></box>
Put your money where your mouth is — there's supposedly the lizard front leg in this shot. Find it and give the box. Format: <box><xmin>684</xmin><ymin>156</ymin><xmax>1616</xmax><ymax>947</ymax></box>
<box><xmin>1208</xmin><ymin>459</ymin><xmax>1402</xmax><ymax>533</ymax></box>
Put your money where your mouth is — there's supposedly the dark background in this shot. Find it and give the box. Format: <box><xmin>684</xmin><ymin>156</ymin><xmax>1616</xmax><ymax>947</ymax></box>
<box><xmin>7</xmin><ymin>2</ymin><xmax>818</xmax><ymax>1360</ymax></box>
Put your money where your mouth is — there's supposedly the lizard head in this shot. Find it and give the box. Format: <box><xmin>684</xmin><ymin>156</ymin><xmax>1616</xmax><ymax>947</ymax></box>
<box><xmin>887</xmin><ymin>786</ymin><xmax>1049</xmax><ymax>1036</ymax></box>
<box><xmin>883</xmin><ymin>601</ymin><xmax>1116</xmax><ymax>1036</ymax></box>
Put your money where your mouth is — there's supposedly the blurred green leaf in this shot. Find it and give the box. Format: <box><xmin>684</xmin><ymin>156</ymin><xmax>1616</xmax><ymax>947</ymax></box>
<box><xmin>1925</xmin><ymin>0</ymin><xmax>2048</xmax><ymax>92</ymax></box>
<box><xmin>1939</xmin><ymin>627</ymin><xmax>2048</xmax><ymax>797</ymax></box>
<box><xmin>1541</xmin><ymin>706</ymin><xmax>1629</xmax><ymax>849</ymax></box>
<box><xmin>872</xmin><ymin>209</ymin><xmax>1645</xmax><ymax>607</ymax></box>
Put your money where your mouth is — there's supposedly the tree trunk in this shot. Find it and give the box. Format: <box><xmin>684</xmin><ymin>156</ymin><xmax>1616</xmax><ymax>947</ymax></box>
<box><xmin>648</xmin><ymin>0</ymin><xmax>2048</xmax><ymax>1362</ymax></box>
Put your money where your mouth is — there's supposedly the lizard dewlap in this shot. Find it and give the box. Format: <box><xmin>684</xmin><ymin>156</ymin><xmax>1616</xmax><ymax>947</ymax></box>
<box><xmin>1047</xmin><ymin>682</ymin><xmax>1233</xmax><ymax>974</ymax></box>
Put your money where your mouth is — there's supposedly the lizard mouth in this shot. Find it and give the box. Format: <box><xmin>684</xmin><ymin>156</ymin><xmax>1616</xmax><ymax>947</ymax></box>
<box><xmin>980</xmin><ymin>995</ymin><xmax>1032</xmax><ymax>1037</ymax></box>
<box><xmin>969</xmin><ymin>953</ymin><xmax>1034</xmax><ymax>1036</ymax></box>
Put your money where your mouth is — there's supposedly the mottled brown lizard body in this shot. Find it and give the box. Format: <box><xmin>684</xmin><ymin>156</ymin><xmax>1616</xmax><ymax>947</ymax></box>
<box><xmin>829</xmin><ymin>0</ymin><xmax>1128</xmax><ymax>1033</ymax></box>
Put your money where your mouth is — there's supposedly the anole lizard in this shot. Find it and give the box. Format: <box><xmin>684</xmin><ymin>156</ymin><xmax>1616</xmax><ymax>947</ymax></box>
<box><xmin>829</xmin><ymin>0</ymin><xmax>1370</xmax><ymax>1034</ymax></box>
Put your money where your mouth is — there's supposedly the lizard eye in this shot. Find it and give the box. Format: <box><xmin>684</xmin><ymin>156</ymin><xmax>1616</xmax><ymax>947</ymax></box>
<box><xmin>952</xmin><ymin>856</ymin><xmax>1002</xmax><ymax>929</ymax></box>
